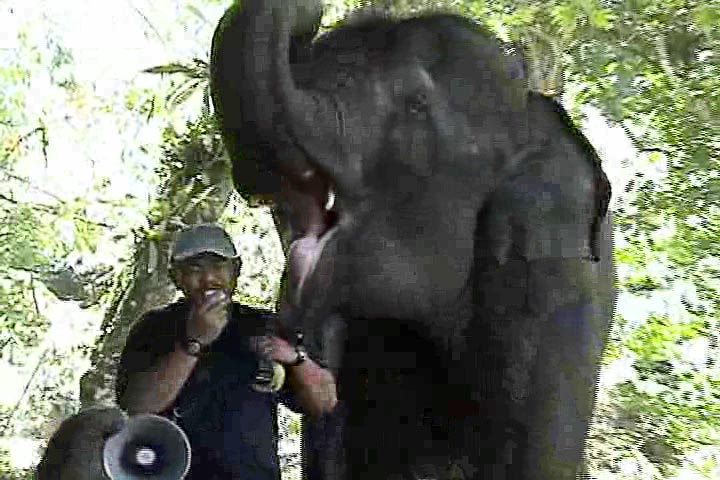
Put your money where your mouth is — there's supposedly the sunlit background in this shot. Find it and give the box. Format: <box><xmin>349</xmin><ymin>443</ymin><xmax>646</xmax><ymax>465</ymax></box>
<box><xmin>0</xmin><ymin>1</ymin><xmax>718</xmax><ymax>479</ymax></box>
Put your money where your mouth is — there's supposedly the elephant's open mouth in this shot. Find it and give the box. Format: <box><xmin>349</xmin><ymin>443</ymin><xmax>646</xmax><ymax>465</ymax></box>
<box><xmin>283</xmin><ymin>170</ymin><xmax>340</xmax><ymax>306</ymax></box>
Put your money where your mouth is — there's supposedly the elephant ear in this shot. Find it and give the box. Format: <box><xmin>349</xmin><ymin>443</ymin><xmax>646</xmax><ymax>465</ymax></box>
<box><xmin>475</xmin><ymin>92</ymin><xmax>611</xmax><ymax>264</ymax></box>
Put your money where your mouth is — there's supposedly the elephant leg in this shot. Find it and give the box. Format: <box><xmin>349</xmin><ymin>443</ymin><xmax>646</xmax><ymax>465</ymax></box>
<box><xmin>519</xmin><ymin>260</ymin><xmax>613</xmax><ymax>479</ymax></box>
<box><xmin>364</xmin><ymin>459</ymin><xmax>470</xmax><ymax>480</ymax></box>
<box><xmin>405</xmin><ymin>455</ymin><xmax>477</xmax><ymax>480</ymax></box>
<box><xmin>334</xmin><ymin>319</ymin><xmax>457</xmax><ymax>480</ymax></box>
<box><xmin>458</xmin><ymin>257</ymin><xmax>542</xmax><ymax>480</ymax></box>
<box><xmin>303</xmin><ymin>402</ymin><xmax>348</xmax><ymax>480</ymax></box>
<box><xmin>445</xmin><ymin>398</ymin><xmax>524</xmax><ymax>480</ymax></box>
<box><xmin>302</xmin><ymin>313</ymin><xmax>348</xmax><ymax>480</ymax></box>
<box><xmin>520</xmin><ymin>304</ymin><xmax>609</xmax><ymax>478</ymax></box>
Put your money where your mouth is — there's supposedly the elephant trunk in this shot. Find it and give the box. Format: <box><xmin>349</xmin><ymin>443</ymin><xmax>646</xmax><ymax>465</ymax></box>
<box><xmin>210</xmin><ymin>0</ymin><xmax>340</xmax><ymax>194</ymax></box>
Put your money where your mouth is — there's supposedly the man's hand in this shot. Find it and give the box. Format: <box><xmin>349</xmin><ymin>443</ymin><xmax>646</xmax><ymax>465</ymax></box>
<box><xmin>267</xmin><ymin>336</ymin><xmax>299</xmax><ymax>365</ymax></box>
<box><xmin>251</xmin><ymin>335</ymin><xmax>297</xmax><ymax>364</ymax></box>
<box><xmin>187</xmin><ymin>289</ymin><xmax>230</xmax><ymax>345</ymax></box>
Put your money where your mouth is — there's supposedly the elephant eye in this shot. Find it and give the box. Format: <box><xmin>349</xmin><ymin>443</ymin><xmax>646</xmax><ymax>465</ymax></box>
<box><xmin>407</xmin><ymin>92</ymin><xmax>428</xmax><ymax>115</ymax></box>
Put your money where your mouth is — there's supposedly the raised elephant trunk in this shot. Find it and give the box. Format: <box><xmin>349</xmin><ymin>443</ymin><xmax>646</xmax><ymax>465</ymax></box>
<box><xmin>211</xmin><ymin>0</ymin><xmax>344</xmax><ymax>315</ymax></box>
<box><xmin>210</xmin><ymin>0</ymin><xmax>341</xmax><ymax>195</ymax></box>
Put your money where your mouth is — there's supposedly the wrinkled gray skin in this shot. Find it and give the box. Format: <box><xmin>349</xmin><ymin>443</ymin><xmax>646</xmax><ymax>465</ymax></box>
<box><xmin>211</xmin><ymin>1</ymin><xmax>615</xmax><ymax>479</ymax></box>
<box><xmin>36</xmin><ymin>5</ymin><xmax>613</xmax><ymax>479</ymax></box>
<box><xmin>36</xmin><ymin>407</ymin><xmax>126</xmax><ymax>479</ymax></box>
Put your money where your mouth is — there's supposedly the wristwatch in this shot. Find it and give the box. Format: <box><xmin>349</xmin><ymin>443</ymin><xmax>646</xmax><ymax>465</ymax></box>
<box><xmin>288</xmin><ymin>344</ymin><xmax>307</xmax><ymax>367</ymax></box>
<box><xmin>180</xmin><ymin>337</ymin><xmax>206</xmax><ymax>357</ymax></box>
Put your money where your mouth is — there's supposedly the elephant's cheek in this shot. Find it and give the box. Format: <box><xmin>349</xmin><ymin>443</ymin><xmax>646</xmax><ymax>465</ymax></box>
<box><xmin>340</xmin><ymin>254</ymin><xmax>433</xmax><ymax>321</ymax></box>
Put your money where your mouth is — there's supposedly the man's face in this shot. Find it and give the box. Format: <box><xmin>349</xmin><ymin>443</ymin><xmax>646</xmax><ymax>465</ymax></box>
<box><xmin>172</xmin><ymin>253</ymin><xmax>240</xmax><ymax>303</ymax></box>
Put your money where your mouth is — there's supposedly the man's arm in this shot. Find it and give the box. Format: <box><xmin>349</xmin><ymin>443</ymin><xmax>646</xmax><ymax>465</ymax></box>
<box><xmin>269</xmin><ymin>337</ymin><xmax>337</xmax><ymax>418</ymax></box>
<box><xmin>118</xmin><ymin>292</ymin><xmax>231</xmax><ymax>415</ymax></box>
<box><xmin>118</xmin><ymin>344</ymin><xmax>198</xmax><ymax>415</ymax></box>
<box><xmin>116</xmin><ymin>314</ymin><xmax>199</xmax><ymax>415</ymax></box>
<box><xmin>286</xmin><ymin>358</ymin><xmax>338</xmax><ymax>418</ymax></box>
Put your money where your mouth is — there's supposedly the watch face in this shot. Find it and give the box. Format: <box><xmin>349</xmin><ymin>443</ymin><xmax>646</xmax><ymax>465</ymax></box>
<box><xmin>186</xmin><ymin>340</ymin><xmax>202</xmax><ymax>356</ymax></box>
<box><xmin>294</xmin><ymin>346</ymin><xmax>307</xmax><ymax>365</ymax></box>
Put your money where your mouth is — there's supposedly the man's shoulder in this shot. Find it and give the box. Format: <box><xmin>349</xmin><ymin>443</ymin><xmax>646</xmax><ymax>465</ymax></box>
<box><xmin>148</xmin><ymin>298</ymin><xmax>188</xmax><ymax>315</ymax></box>
<box><xmin>132</xmin><ymin>299</ymin><xmax>187</xmax><ymax>333</ymax></box>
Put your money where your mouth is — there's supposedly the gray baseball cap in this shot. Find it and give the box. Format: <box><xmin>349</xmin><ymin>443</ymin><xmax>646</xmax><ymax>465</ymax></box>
<box><xmin>171</xmin><ymin>223</ymin><xmax>238</xmax><ymax>262</ymax></box>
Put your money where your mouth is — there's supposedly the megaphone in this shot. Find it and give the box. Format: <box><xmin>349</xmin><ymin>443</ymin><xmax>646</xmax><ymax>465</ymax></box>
<box><xmin>247</xmin><ymin>313</ymin><xmax>288</xmax><ymax>394</ymax></box>
<box><xmin>252</xmin><ymin>358</ymin><xmax>286</xmax><ymax>393</ymax></box>
<box><xmin>103</xmin><ymin>414</ymin><xmax>191</xmax><ymax>480</ymax></box>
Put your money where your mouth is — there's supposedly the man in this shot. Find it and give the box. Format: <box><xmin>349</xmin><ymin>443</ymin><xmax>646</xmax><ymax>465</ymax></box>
<box><xmin>116</xmin><ymin>223</ymin><xmax>337</xmax><ymax>479</ymax></box>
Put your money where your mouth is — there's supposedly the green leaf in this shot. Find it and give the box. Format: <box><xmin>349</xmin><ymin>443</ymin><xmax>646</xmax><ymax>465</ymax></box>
<box><xmin>186</xmin><ymin>5</ymin><xmax>208</xmax><ymax>25</ymax></box>
<box><xmin>143</xmin><ymin>63</ymin><xmax>195</xmax><ymax>76</ymax></box>
<box><xmin>550</xmin><ymin>4</ymin><xmax>579</xmax><ymax>33</ymax></box>
<box><xmin>589</xmin><ymin>8</ymin><xmax>614</xmax><ymax>30</ymax></box>
<box><xmin>693</xmin><ymin>5</ymin><xmax>720</xmax><ymax>35</ymax></box>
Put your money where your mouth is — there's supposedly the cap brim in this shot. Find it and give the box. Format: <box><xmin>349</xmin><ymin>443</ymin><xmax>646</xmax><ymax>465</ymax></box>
<box><xmin>171</xmin><ymin>247</ymin><xmax>238</xmax><ymax>262</ymax></box>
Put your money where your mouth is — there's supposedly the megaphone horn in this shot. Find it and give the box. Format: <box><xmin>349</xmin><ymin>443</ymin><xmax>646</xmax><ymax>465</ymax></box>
<box><xmin>103</xmin><ymin>414</ymin><xmax>191</xmax><ymax>480</ymax></box>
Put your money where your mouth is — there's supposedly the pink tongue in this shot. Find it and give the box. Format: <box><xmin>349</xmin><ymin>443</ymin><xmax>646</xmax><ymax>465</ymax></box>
<box><xmin>282</xmin><ymin>179</ymin><xmax>337</xmax><ymax>308</ymax></box>
<box><xmin>287</xmin><ymin>236</ymin><xmax>321</xmax><ymax>307</ymax></box>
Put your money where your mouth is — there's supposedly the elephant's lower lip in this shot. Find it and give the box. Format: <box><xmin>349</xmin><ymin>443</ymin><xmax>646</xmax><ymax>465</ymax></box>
<box><xmin>286</xmin><ymin>221</ymin><xmax>339</xmax><ymax>307</ymax></box>
<box><xmin>278</xmin><ymin>164</ymin><xmax>340</xmax><ymax>307</ymax></box>
<box><xmin>288</xmin><ymin>188</ymin><xmax>340</xmax><ymax>305</ymax></box>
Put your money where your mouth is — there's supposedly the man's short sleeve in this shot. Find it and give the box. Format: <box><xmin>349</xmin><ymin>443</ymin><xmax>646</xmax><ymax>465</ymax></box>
<box><xmin>114</xmin><ymin>308</ymin><xmax>179</xmax><ymax>410</ymax></box>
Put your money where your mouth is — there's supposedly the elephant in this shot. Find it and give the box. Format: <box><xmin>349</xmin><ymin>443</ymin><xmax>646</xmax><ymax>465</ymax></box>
<box><xmin>209</xmin><ymin>1</ymin><xmax>616</xmax><ymax>480</ymax></box>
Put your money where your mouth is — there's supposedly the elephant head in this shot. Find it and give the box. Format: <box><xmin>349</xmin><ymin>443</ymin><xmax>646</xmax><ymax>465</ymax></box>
<box><xmin>211</xmin><ymin>2</ymin><xmax>614</xmax><ymax>479</ymax></box>
<box><xmin>211</xmin><ymin>1</ymin><xmax>552</xmax><ymax>320</ymax></box>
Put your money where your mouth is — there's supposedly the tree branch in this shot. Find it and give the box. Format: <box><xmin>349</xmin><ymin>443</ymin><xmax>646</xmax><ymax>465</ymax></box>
<box><xmin>0</xmin><ymin>277</ymin><xmax>48</xmax><ymax>436</ymax></box>
<box><xmin>640</xmin><ymin>148</ymin><xmax>672</xmax><ymax>156</ymax></box>
<box><xmin>3</xmin><ymin>125</ymin><xmax>49</xmax><ymax>165</ymax></box>
<box><xmin>0</xmin><ymin>166</ymin><xmax>65</xmax><ymax>203</ymax></box>
<box><xmin>0</xmin><ymin>348</ymin><xmax>49</xmax><ymax>436</ymax></box>
<box><xmin>0</xmin><ymin>192</ymin><xmax>116</xmax><ymax>229</ymax></box>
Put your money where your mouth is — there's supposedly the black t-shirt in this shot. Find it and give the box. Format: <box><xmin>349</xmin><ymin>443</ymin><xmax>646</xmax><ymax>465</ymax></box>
<box><xmin>115</xmin><ymin>300</ymin><xmax>302</xmax><ymax>480</ymax></box>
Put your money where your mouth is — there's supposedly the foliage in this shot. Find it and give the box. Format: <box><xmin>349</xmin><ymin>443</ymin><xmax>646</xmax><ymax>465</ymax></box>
<box><xmin>0</xmin><ymin>1</ymin><xmax>228</xmax><ymax>475</ymax></box>
<box><xmin>0</xmin><ymin>16</ymin><xmax>115</xmax><ymax>454</ymax></box>
<box><xmin>1</xmin><ymin>0</ymin><xmax>719</xmax><ymax>478</ymax></box>
<box><xmin>144</xmin><ymin>58</ymin><xmax>212</xmax><ymax>114</ymax></box>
